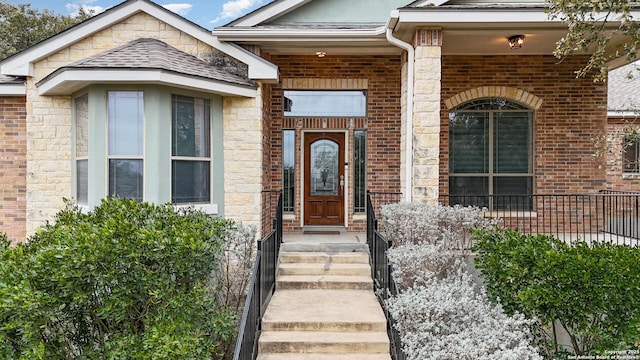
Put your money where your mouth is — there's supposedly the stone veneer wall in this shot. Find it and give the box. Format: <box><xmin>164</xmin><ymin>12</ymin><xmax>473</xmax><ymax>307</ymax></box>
<box><xmin>0</xmin><ymin>96</ymin><xmax>27</xmax><ymax>242</ymax></box>
<box><xmin>26</xmin><ymin>12</ymin><xmax>262</xmax><ymax>234</ymax></box>
<box><xmin>440</xmin><ymin>55</ymin><xmax>608</xmax><ymax>195</ymax></box>
<box><xmin>223</xmin><ymin>92</ymin><xmax>263</xmax><ymax>230</ymax></box>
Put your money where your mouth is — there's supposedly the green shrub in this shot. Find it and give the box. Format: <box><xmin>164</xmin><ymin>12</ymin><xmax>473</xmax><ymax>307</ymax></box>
<box><xmin>0</xmin><ymin>198</ymin><xmax>239</xmax><ymax>359</ymax></box>
<box><xmin>473</xmin><ymin>227</ymin><xmax>640</xmax><ymax>358</ymax></box>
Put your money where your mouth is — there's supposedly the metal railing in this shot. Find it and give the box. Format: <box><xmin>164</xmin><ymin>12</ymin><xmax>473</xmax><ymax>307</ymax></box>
<box><xmin>439</xmin><ymin>193</ymin><xmax>640</xmax><ymax>246</ymax></box>
<box><xmin>366</xmin><ymin>191</ymin><xmax>406</xmax><ymax>360</ymax></box>
<box><xmin>233</xmin><ymin>191</ymin><xmax>282</xmax><ymax>360</ymax></box>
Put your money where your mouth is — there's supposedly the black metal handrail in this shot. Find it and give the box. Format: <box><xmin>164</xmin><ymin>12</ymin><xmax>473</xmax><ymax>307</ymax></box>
<box><xmin>233</xmin><ymin>191</ymin><xmax>282</xmax><ymax>360</ymax></box>
<box><xmin>366</xmin><ymin>191</ymin><xmax>406</xmax><ymax>360</ymax></box>
<box><xmin>439</xmin><ymin>193</ymin><xmax>640</xmax><ymax>246</ymax></box>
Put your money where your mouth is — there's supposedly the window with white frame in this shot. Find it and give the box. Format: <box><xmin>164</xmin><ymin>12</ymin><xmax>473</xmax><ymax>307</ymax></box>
<box><xmin>449</xmin><ymin>98</ymin><xmax>534</xmax><ymax>210</ymax></box>
<box><xmin>171</xmin><ymin>94</ymin><xmax>211</xmax><ymax>204</ymax></box>
<box><xmin>74</xmin><ymin>94</ymin><xmax>89</xmax><ymax>205</ymax></box>
<box><xmin>107</xmin><ymin>91</ymin><xmax>144</xmax><ymax>201</ymax></box>
<box><xmin>623</xmin><ymin>136</ymin><xmax>640</xmax><ymax>174</ymax></box>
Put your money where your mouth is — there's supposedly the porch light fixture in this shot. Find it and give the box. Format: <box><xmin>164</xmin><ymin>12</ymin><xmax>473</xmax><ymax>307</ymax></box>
<box><xmin>508</xmin><ymin>35</ymin><xmax>525</xmax><ymax>49</ymax></box>
<box><xmin>315</xmin><ymin>51</ymin><xmax>326</xmax><ymax>58</ymax></box>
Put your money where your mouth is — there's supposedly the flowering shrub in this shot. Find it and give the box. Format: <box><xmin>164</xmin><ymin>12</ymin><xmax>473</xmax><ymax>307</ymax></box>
<box><xmin>380</xmin><ymin>202</ymin><xmax>496</xmax><ymax>249</ymax></box>
<box><xmin>382</xmin><ymin>203</ymin><xmax>541</xmax><ymax>359</ymax></box>
<box><xmin>387</xmin><ymin>266</ymin><xmax>542</xmax><ymax>360</ymax></box>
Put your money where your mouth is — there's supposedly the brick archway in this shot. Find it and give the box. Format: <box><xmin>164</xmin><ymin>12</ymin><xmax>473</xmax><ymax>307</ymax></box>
<box><xmin>443</xmin><ymin>86</ymin><xmax>542</xmax><ymax>110</ymax></box>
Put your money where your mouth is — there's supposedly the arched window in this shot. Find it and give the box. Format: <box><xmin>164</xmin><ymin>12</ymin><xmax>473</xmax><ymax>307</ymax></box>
<box><xmin>449</xmin><ymin>98</ymin><xmax>533</xmax><ymax>210</ymax></box>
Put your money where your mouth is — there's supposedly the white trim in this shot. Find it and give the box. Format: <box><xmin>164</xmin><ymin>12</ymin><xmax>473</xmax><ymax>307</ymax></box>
<box><xmin>226</xmin><ymin>0</ymin><xmax>313</xmax><ymax>27</ymax></box>
<box><xmin>396</xmin><ymin>7</ymin><xmax>640</xmax><ymax>25</ymax></box>
<box><xmin>0</xmin><ymin>0</ymin><xmax>277</xmax><ymax>80</ymax></box>
<box><xmin>608</xmin><ymin>111</ymin><xmax>640</xmax><ymax>117</ymax></box>
<box><xmin>0</xmin><ymin>83</ymin><xmax>26</xmax><ymax>95</ymax></box>
<box><xmin>213</xmin><ymin>27</ymin><xmax>387</xmax><ymax>40</ymax></box>
<box><xmin>386</xmin><ymin>11</ymin><xmax>414</xmax><ymax>202</ymax></box>
<box><xmin>37</xmin><ymin>69</ymin><xmax>258</xmax><ymax>97</ymax></box>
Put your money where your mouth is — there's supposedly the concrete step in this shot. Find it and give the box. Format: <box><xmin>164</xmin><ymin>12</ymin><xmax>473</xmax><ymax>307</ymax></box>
<box><xmin>257</xmin><ymin>354</ymin><xmax>392</xmax><ymax>360</ymax></box>
<box><xmin>280</xmin><ymin>252</ymin><xmax>370</xmax><ymax>265</ymax></box>
<box><xmin>258</xmin><ymin>331</ymin><xmax>390</xmax><ymax>354</ymax></box>
<box><xmin>262</xmin><ymin>289</ymin><xmax>386</xmax><ymax>332</ymax></box>
<box><xmin>278</xmin><ymin>262</ymin><xmax>371</xmax><ymax>276</ymax></box>
<box><xmin>277</xmin><ymin>275</ymin><xmax>373</xmax><ymax>290</ymax></box>
<box><xmin>280</xmin><ymin>242</ymin><xmax>369</xmax><ymax>253</ymax></box>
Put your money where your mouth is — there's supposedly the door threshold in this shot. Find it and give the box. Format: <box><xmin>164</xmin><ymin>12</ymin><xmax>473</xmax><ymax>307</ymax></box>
<box><xmin>302</xmin><ymin>226</ymin><xmax>346</xmax><ymax>235</ymax></box>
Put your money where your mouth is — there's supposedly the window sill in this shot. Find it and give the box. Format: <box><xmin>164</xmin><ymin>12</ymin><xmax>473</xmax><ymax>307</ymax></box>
<box><xmin>353</xmin><ymin>214</ymin><xmax>366</xmax><ymax>220</ymax></box>
<box><xmin>175</xmin><ymin>203</ymin><xmax>218</xmax><ymax>215</ymax></box>
<box><xmin>622</xmin><ymin>173</ymin><xmax>640</xmax><ymax>180</ymax></box>
<box><xmin>484</xmin><ymin>211</ymin><xmax>537</xmax><ymax>218</ymax></box>
<box><xmin>283</xmin><ymin>214</ymin><xmax>296</xmax><ymax>220</ymax></box>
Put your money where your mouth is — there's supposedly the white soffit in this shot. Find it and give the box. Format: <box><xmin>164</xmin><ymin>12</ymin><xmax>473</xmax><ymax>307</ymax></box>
<box><xmin>0</xmin><ymin>0</ymin><xmax>277</xmax><ymax>80</ymax></box>
<box><xmin>0</xmin><ymin>83</ymin><xmax>26</xmax><ymax>96</ymax></box>
<box><xmin>37</xmin><ymin>69</ymin><xmax>258</xmax><ymax>98</ymax></box>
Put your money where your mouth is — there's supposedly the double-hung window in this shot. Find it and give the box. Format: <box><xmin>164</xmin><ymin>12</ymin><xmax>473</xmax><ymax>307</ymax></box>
<box><xmin>108</xmin><ymin>91</ymin><xmax>144</xmax><ymax>201</ymax></box>
<box><xmin>449</xmin><ymin>98</ymin><xmax>534</xmax><ymax>210</ymax></box>
<box><xmin>171</xmin><ymin>94</ymin><xmax>211</xmax><ymax>204</ymax></box>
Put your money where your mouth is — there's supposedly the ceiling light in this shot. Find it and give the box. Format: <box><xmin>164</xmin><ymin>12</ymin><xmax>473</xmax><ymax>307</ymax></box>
<box><xmin>315</xmin><ymin>51</ymin><xmax>326</xmax><ymax>58</ymax></box>
<box><xmin>507</xmin><ymin>35</ymin><xmax>525</xmax><ymax>49</ymax></box>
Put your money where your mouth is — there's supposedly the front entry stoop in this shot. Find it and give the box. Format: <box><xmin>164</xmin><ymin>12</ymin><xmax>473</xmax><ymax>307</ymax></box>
<box><xmin>256</xmin><ymin>242</ymin><xmax>391</xmax><ymax>360</ymax></box>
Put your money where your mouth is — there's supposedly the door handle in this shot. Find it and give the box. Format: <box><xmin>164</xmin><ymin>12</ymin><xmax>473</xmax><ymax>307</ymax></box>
<box><xmin>339</xmin><ymin>175</ymin><xmax>345</xmax><ymax>196</ymax></box>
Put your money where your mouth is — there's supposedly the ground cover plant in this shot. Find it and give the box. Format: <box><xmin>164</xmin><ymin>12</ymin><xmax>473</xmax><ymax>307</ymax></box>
<box><xmin>473</xmin><ymin>227</ymin><xmax>640</xmax><ymax>358</ymax></box>
<box><xmin>381</xmin><ymin>203</ymin><xmax>542</xmax><ymax>360</ymax></box>
<box><xmin>0</xmin><ymin>198</ymin><xmax>254</xmax><ymax>359</ymax></box>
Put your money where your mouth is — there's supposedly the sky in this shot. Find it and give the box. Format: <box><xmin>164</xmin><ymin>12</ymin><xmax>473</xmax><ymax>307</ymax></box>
<box><xmin>4</xmin><ymin>0</ymin><xmax>274</xmax><ymax>28</ymax></box>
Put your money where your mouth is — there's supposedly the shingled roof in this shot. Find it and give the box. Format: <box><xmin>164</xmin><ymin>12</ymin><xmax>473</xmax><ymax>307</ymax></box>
<box><xmin>0</xmin><ymin>74</ymin><xmax>25</xmax><ymax>84</ymax></box>
<box><xmin>40</xmin><ymin>38</ymin><xmax>255</xmax><ymax>88</ymax></box>
<box><xmin>608</xmin><ymin>62</ymin><xmax>640</xmax><ymax>113</ymax></box>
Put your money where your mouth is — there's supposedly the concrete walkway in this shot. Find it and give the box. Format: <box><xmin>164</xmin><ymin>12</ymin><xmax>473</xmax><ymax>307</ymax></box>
<box><xmin>256</xmin><ymin>233</ymin><xmax>391</xmax><ymax>360</ymax></box>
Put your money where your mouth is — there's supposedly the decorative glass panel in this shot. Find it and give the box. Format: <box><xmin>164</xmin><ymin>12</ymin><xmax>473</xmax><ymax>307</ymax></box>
<box><xmin>75</xmin><ymin>94</ymin><xmax>88</xmax><ymax>158</ymax></box>
<box><xmin>284</xmin><ymin>90</ymin><xmax>366</xmax><ymax>117</ymax></box>
<box><xmin>172</xmin><ymin>161</ymin><xmax>210</xmax><ymax>203</ymax></box>
<box><xmin>76</xmin><ymin>160</ymin><xmax>88</xmax><ymax>205</ymax></box>
<box><xmin>172</xmin><ymin>95</ymin><xmax>210</xmax><ymax>157</ymax></box>
<box><xmin>354</xmin><ymin>130</ymin><xmax>367</xmax><ymax>213</ymax></box>
<box><xmin>310</xmin><ymin>140</ymin><xmax>339</xmax><ymax>195</ymax></box>
<box><xmin>454</xmin><ymin>98</ymin><xmax>528</xmax><ymax>111</ymax></box>
<box><xmin>108</xmin><ymin>91</ymin><xmax>144</xmax><ymax>156</ymax></box>
<box><xmin>283</xmin><ymin>130</ymin><xmax>295</xmax><ymax>212</ymax></box>
<box><xmin>494</xmin><ymin>112</ymin><xmax>531</xmax><ymax>173</ymax></box>
<box><xmin>109</xmin><ymin>159</ymin><xmax>143</xmax><ymax>200</ymax></box>
<box><xmin>449</xmin><ymin>112</ymin><xmax>489</xmax><ymax>173</ymax></box>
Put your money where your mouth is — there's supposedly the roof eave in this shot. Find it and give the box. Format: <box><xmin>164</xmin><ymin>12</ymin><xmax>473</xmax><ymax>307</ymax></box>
<box><xmin>0</xmin><ymin>83</ymin><xmax>26</xmax><ymax>96</ymax></box>
<box><xmin>213</xmin><ymin>26</ymin><xmax>387</xmax><ymax>41</ymax></box>
<box><xmin>36</xmin><ymin>68</ymin><xmax>258</xmax><ymax>97</ymax></box>
<box><xmin>0</xmin><ymin>0</ymin><xmax>278</xmax><ymax>81</ymax></box>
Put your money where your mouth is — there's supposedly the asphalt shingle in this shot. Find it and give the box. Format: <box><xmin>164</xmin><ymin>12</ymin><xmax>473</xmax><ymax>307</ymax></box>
<box><xmin>608</xmin><ymin>62</ymin><xmax>640</xmax><ymax>112</ymax></box>
<box><xmin>60</xmin><ymin>38</ymin><xmax>255</xmax><ymax>88</ymax></box>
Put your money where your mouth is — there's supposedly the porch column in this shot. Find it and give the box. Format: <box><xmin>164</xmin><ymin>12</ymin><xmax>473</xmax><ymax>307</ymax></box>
<box><xmin>412</xmin><ymin>28</ymin><xmax>442</xmax><ymax>204</ymax></box>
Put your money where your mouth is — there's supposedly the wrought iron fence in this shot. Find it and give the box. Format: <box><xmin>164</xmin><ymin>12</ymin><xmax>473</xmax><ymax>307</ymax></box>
<box><xmin>366</xmin><ymin>191</ymin><xmax>406</xmax><ymax>360</ymax></box>
<box><xmin>233</xmin><ymin>191</ymin><xmax>282</xmax><ymax>360</ymax></box>
<box><xmin>439</xmin><ymin>193</ymin><xmax>640</xmax><ymax>246</ymax></box>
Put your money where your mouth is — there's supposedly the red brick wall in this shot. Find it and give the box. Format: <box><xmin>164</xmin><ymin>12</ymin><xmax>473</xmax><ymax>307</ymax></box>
<box><xmin>0</xmin><ymin>96</ymin><xmax>27</xmax><ymax>242</ymax></box>
<box><xmin>265</xmin><ymin>55</ymin><xmax>402</xmax><ymax>232</ymax></box>
<box><xmin>440</xmin><ymin>55</ymin><xmax>608</xmax><ymax>195</ymax></box>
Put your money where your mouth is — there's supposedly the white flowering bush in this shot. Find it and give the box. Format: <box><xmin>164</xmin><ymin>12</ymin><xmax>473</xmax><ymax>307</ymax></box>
<box><xmin>379</xmin><ymin>202</ymin><xmax>497</xmax><ymax>249</ymax></box>
<box><xmin>387</xmin><ymin>267</ymin><xmax>542</xmax><ymax>360</ymax></box>
<box><xmin>382</xmin><ymin>203</ymin><xmax>541</xmax><ymax>359</ymax></box>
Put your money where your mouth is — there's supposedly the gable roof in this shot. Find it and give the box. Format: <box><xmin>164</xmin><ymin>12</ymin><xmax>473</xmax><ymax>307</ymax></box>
<box><xmin>0</xmin><ymin>0</ymin><xmax>277</xmax><ymax>80</ymax></box>
<box><xmin>223</xmin><ymin>0</ymin><xmax>313</xmax><ymax>27</ymax></box>
<box><xmin>37</xmin><ymin>38</ymin><xmax>257</xmax><ymax>97</ymax></box>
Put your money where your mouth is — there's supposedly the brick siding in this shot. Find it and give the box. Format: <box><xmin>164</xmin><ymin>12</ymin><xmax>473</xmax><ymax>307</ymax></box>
<box><xmin>0</xmin><ymin>96</ymin><xmax>27</xmax><ymax>242</ymax></box>
<box><xmin>440</xmin><ymin>55</ymin><xmax>608</xmax><ymax>196</ymax></box>
<box><xmin>264</xmin><ymin>55</ymin><xmax>402</xmax><ymax>232</ymax></box>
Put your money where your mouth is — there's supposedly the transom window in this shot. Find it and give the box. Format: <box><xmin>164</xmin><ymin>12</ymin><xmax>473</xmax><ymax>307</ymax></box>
<box><xmin>283</xmin><ymin>90</ymin><xmax>367</xmax><ymax>117</ymax></box>
<box><xmin>449</xmin><ymin>98</ymin><xmax>533</xmax><ymax>210</ymax></box>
